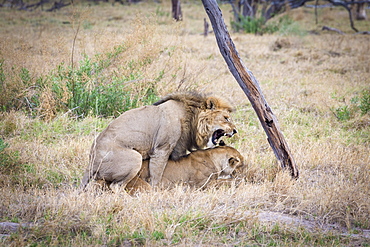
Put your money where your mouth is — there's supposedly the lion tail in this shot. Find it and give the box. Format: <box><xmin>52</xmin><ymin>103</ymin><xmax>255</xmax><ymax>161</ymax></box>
<box><xmin>79</xmin><ymin>170</ymin><xmax>91</xmax><ymax>191</ymax></box>
<box><xmin>153</xmin><ymin>91</ymin><xmax>205</xmax><ymax>108</ymax></box>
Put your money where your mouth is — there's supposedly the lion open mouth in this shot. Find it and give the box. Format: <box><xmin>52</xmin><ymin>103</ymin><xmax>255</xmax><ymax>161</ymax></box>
<box><xmin>212</xmin><ymin>129</ymin><xmax>234</xmax><ymax>145</ymax></box>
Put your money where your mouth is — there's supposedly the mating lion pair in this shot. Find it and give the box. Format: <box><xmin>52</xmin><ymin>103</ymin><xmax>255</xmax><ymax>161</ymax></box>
<box><xmin>81</xmin><ymin>92</ymin><xmax>245</xmax><ymax>193</ymax></box>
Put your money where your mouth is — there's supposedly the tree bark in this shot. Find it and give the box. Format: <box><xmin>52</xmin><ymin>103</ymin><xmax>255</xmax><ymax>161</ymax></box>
<box><xmin>322</xmin><ymin>25</ymin><xmax>345</xmax><ymax>35</ymax></box>
<box><xmin>203</xmin><ymin>18</ymin><xmax>209</xmax><ymax>36</ymax></box>
<box><xmin>201</xmin><ymin>0</ymin><xmax>299</xmax><ymax>179</ymax></box>
<box><xmin>0</xmin><ymin>222</ymin><xmax>30</xmax><ymax>233</ymax></box>
<box><xmin>356</xmin><ymin>3</ymin><xmax>367</xmax><ymax>20</ymax></box>
<box><xmin>171</xmin><ymin>0</ymin><xmax>182</xmax><ymax>21</ymax></box>
<box><xmin>326</xmin><ymin>0</ymin><xmax>358</xmax><ymax>32</ymax></box>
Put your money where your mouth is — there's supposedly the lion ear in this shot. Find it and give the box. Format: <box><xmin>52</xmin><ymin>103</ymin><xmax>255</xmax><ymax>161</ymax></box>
<box><xmin>228</xmin><ymin>157</ymin><xmax>240</xmax><ymax>167</ymax></box>
<box><xmin>205</xmin><ymin>96</ymin><xmax>234</xmax><ymax>112</ymax></box>
<box><xmin>206</xmin><ymin>97</ymin><xmax>217</xmax><ymax>110</ymax></box>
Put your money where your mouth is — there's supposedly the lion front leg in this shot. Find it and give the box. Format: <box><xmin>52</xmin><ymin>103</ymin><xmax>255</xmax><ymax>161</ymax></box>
<box><xmin>149</xmin><ymin>146</ymin><xmax>172</xmax><ymax>187</ymax></box>
<box><xmin>149</xmin><ymin>157</ymin><xmax>168</xmax><ymax>187</ymax></box>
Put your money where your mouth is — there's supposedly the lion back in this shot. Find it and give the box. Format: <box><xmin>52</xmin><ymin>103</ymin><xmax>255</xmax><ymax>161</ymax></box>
<box><xmin>153</xmin><ymin>91</ymin><xmax>233</xmax><ymax>112</ymax></box>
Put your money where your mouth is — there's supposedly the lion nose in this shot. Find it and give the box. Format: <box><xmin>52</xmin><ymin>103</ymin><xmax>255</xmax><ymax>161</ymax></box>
<box><xmin>233</xmin><ymin>129</ymin><xmax>237</xmax><ymax>135</ymax></box>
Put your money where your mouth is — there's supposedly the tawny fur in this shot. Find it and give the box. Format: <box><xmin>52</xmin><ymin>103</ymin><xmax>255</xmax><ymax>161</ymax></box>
<box><xmin>80</xmin><ymin>92</ymin><xmax>237</xmax><ymax>190</ymax></box>
<box><xmin>125</xmin><ymin>146</ymin><xmax>246</xmax><ymax>194</ymax></box>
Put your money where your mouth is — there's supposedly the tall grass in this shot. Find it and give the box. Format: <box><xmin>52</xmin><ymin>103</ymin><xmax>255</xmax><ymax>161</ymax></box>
<box><xmin>0</xmin><ymin>41</ymin><xmax>159</xmax><ymax>119</ymax></box>
<box><xmin>0</xmin><ymin>2</ymin><xmax>369</xmax><ymax>246</ymax></box>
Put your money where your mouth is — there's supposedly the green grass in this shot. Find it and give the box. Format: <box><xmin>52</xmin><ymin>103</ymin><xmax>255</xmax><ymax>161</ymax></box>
<box><xmin>0</xmin><ymin>138</ymin><xmax>20</xmax><ymax>174</ymax></box>
<box><xmin>0</xmin><ymin>45</ymin><xmax>159</xmax><ymax>119</ymax></box>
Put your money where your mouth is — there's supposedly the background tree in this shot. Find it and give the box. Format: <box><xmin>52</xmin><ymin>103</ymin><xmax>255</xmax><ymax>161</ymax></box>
<box><xmin>171</xmin><ymin>0</ymin><xmax>182</xmax><ymax>21</ymax></box>
<box><xmin>228</xmin><ymin>0</ymin><xmax>369</xmax><ymax>33</ymax></box>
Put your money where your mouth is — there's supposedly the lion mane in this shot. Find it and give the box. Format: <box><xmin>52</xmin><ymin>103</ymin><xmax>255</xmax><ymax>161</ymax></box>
<box><xmin>153</xmin><ymin>92</ymin><xmax>236</xmax><ymax>159</ymax></box>
<box><xmin>81</xmin><ymin>91</ymin><xmax>237</xmax><ymax>190</ymax></box>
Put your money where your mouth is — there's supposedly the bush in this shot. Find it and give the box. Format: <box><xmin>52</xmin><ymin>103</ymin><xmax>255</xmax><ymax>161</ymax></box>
<box><xmin>47</xmin><ymin>55</ymin><xmax>159</xmax><ymax>119</ymax></box>
<box><xmin>333</xmin><ymin>89</ymin><xmax>370</xmax><ymax>121</ymax></box>
<box><xmin>334</xmin><ymin>105</ymin><xmax>351</xmax><ymax>121</ymax></box>
<box><xmin>231</xmin><ymin>15</ymin><xmax>305</xmax><ymax>35</ymax></box>
<box><xmin>277</xmin><ymin>15</ymin><xmax>307</xmax><ymax>36</ymax></box>
<box><xmin>1</xmin><ymin>44</ymin><xmax>160</xmax><ymax>119</ymax></box>
<box><xmin>358</xmin><ymin>89</ymin><xmax>370</xmax><ymax>115</ymax></box>
<box><xmin>232</xmin><ymin>16</ymin><xmax>275</xmax><ymax>34</ymax></box>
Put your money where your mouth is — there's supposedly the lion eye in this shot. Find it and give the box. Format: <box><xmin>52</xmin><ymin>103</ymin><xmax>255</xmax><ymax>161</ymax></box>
<box><xmin>224</xmin><ymin>117</ymin><xmax>230</xmax><ymax>122</ymax></box>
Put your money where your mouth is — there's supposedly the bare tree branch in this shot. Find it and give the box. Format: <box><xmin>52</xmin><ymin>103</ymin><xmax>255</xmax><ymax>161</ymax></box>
<box><xmin>322</xmin><ymin>25</ymin><xmax>345</xmax><ymax>34</ymax></box>
<box><xmin>46</xmin><ymin>0</ymin><xmax>71</xmax><ymax>11</ymax></box>
<box><xmin>228</xmin><ymin>0</ymin><xmax>370</xmax><ymax>32</ymax></box>
<box><xmin>326</xmin><ymin>0</ymin><xmax>358</xmax><ymax>32</ymax></box>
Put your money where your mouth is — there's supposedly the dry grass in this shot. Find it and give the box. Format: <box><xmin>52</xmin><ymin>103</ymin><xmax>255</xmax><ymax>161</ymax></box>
<box><xmin>1</xmin><ymin>1</ymin><xmax>370</xmax><ymax>246</ymax></box>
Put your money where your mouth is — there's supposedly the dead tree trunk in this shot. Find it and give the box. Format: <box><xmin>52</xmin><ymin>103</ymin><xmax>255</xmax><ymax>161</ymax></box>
<box><xmin>201</xmin><ymin>0</ymin><xmax>299</xmax><ymax>179</ymax></box>
<box><xmin>204</xmin><ymin>18</ymin><xmax>209</xmax><ymax>36</ymax></box>
<box><xmin>355</xmin><ymin>2</ymin><xmax>367</xmax><ymax>20</ymax></box>
<box><xmin>171</xmin><ymin>0</ymin><xmax>182</xmax><ymax>21</ymax></box>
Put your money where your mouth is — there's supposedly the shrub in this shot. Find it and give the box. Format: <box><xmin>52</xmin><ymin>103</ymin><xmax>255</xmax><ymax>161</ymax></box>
<box><xmin>1</xmin><ymin>45</ymin><xmax>160</xmax><ymax>119</ymax></box>
<box><xmin>231</xmin><ymin>15</ymin><xmax>305</xmax><ymax>36</ymax></box>
<box><xmin>358</xmin><ymin>89</ymin><xmax>370</xmax><ymax>115</ymax></box>
<box><xmin>333</xmin><ymin>89</ymin><xmax>370</xmax><ymax>121</ymax></box>
<box><xmin>277</xmin><ymin>15</ymin><xmax>307</xmax><ymax>36</ymax></box>
<box><xmin>232</xmin><ymin>16</ymin><xmax>275</xmax><ymax>34</ymax></box>
<box><xmin>334</xmin><ymin>105</ymin><xmax>351</xmax><ymax>121</ymax></box>
<box><xmin>47</xmin><ymin>55</ymin><xmax>158</xmax><ymax>119</ymax></box>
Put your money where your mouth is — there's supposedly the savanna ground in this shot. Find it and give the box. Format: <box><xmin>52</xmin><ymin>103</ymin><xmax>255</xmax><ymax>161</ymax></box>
<box><xmin>0</xmin><ymin>0</ymin><xmax>370</xmax><ymax>246</ymax></box>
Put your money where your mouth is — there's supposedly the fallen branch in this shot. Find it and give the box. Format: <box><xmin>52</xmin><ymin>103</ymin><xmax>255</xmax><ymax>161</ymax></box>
<box><xmin>46</xmin><ymin>0</ymin><xmax>71</xmax><ymax>11</ymax></box>
<box><xmin>322</xmin><ymin>25</ymin><xmax>345</xmax><ymax>35</ymax></box>
<box><xmin>356</xmin><ymin>31</ymin><xmax>370</xmax><ymax>35</ymax></box>
<box><xmin>0</xmin><ymin>222</ymin><xmax>31</xmax><ymax>234</ymax></box>
<box><xmin>202</xmin><ymin>0</ymin><xmax>299</xmax><ymax>179</ymax></box>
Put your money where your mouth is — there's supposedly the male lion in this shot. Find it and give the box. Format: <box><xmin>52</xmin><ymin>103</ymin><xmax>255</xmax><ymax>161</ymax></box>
<box><xmin>125</xmin><ymin>146</ymin><xmax>246</xmax><ymax>193</ymax></box>
<box><xmin>81</xmin><ymin>92</ymin><xmax>237</xmax><ymax>191</ymax></box>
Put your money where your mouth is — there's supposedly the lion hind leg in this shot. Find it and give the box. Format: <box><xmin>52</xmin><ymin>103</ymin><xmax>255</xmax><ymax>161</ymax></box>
<box><xmin>106</xmin><ymin>149</ymin><xmax>143</xmax><ymax>193</ymax></box>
